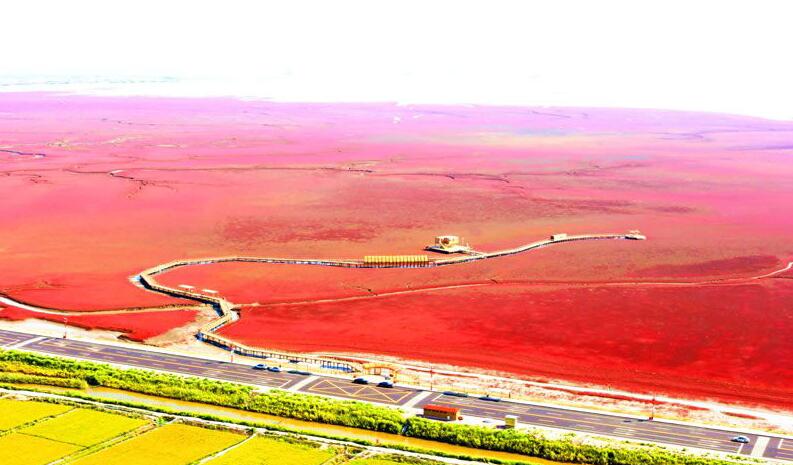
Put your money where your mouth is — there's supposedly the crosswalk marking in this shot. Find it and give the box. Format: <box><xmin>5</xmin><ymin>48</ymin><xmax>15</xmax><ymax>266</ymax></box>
<box><xmin>6</xmin><ymin>335</ymin><xmax>46</xmax><ymax>349</ymax></box>
<box><xmin>402</xmin><ymin>391</ymin><xmax>433</xmax><ymax>410</ymax></box>
<box><xmin>288</xmin><ymin>375</ymin><xmax>319</xmax><ymax>392</ymax></box>
<box><xmin>750</xmin><ymin>437</ymin><xmax>770</xmax><ymax>457</ymax></box>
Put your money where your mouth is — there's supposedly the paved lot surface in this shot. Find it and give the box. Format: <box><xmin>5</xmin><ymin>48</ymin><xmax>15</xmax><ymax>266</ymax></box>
<box><xmin>300</xmin><ymin>376</ymin><xmax>417</xmax><ymax>405</ymax></box>
<box><xmin>767</xmin><ymin>438</ymin><xmax>793</xmax><ymax>461</ymax></box>
<box><xmin>0</xmin><ymin>330</ymin><xmax>38</xmax><ymax>347</ymax></box>
<box><xmin>0</xmin><ymin>328</ymin><xmax>789</xmax><ymax>460</ymax></box>
<box><xmin>23</xmin><ymin>335</ymin><xmax>302</xmax><ymax>389</ymax></box>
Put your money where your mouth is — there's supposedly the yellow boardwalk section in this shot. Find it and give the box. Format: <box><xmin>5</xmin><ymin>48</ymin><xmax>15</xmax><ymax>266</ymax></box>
<box><xmin>363</xmin><ymin>255</ymin><xmax>429</xmax><ymax>266</ymax></box>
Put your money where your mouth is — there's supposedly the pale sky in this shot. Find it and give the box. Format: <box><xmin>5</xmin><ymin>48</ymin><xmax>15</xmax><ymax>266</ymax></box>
<box><xmin>2</xmin><ymin>0</ymin><xmax>792</xmax><ymax>119</ymax></box>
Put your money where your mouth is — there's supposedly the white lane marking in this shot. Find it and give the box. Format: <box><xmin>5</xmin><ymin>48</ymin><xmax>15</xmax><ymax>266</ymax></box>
<box><xmin>751</xmin><ymin>437</ymin><xmax>770</xmax><ymax>457</ymax></box>
<box><xmin>402</xmin><ymin>391</ymin><xmax>433</xmax><ymax>410</ymax></box>
<box><xmin>288</xmin><ymin>375</ymin><xmax>319</xmax><ymax>392</ymax></box>
<box><xmin>6</xmin><ymin>335</ymin><xmax>46</xmax><ymax>349</ymax></box>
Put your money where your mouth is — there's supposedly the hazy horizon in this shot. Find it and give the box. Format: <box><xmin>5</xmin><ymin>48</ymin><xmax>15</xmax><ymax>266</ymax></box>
<box><xmin>1</xmin><ymin>0</ymin><xmax>792</xmax><ymax>120</ymax></box>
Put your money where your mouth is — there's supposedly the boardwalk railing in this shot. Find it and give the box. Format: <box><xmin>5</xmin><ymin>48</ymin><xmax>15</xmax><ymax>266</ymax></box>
<box><xmin>137</xmin><ymin>232</ymin><xmax>645</xmax><ymax>373</ymax></box>
<box><xmin>138</xmin><ymin>265</ymin><xmax>361</xmax><ymax>373</ymax></box>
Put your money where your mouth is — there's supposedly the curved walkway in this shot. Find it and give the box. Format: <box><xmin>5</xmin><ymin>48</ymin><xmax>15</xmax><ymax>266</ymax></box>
<box><xmin>135</xmin><ymin>232</ymin><xmax>647</xmax><ymax>369</ymax></box>
<box><xmin>2</xmin><ymin>232</ymin><xmax>646</xmax><ymax>369</ymax></box>
<box><xmin>4</xmin><ymin>231</ymin><xmax>792</xmax><ymax>372</ymax></box>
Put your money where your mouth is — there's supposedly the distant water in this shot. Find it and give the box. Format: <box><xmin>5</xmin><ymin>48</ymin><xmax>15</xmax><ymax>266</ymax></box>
<box><xmin>1</xmin><ymin>74</ymin><xmax>791</xmax><ymax>121</ymax></box>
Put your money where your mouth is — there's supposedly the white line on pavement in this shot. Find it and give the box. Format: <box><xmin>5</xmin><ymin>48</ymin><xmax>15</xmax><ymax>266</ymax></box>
<box><xmin>6</xmin><ymin>336</ymin><xmax>47</xmax><ymax>349</ymax></box>
<box><xmin>288</xmin><ymin>375</ymin><xmax>319</xmax><ymax>392</ymax></box>
<box><xmin>751</xmin><ymin>436</ymin><xmax>770</xmax><ymax>457</ymax></box>
<box><xmin>402</xmin><ymin>391</ymin><xmax>433</xmax><ymax>410</ymax></box>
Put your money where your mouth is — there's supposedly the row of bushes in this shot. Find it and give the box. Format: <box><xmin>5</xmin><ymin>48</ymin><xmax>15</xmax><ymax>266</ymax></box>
<box><xmin>0</xmin><ymin>370</ymin><xmax>87</xmax><ymax>389</ymax></box>
<box><xmin>403</xmin><ymin>417</ymin><xmax>740</xmax><ymax>465</ymax></box>
<box><xmin>0</xmin><ymin>350</ymin><xmax>403</xmax><ymax>433</ymax></box>
<box><xmin>0</xmin><ymin>350</ymin><xmax>744</xmax><ymax>465</ymax></box>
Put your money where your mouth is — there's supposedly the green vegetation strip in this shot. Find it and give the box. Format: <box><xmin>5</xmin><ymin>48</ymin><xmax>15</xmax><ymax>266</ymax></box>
<box><xmin>348</xmin><ymin>457</ymin><xmax>444</xmax><ymax>465</ymax></box>
<box><xmin>0</xmin><ymin>350</ymin><xmax>749</xmax><ymax>465</ymax></box>
<box><xmin>0</xmin><ymin>370</ymin><xmax>86</xmax><ymax>389</ymax></box>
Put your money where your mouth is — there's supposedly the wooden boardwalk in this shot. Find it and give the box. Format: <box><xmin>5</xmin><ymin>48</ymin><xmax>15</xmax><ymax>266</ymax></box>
<box><xmin>136</xmin><ymin>231</ymin><xmax>646</xmax><ymax>371</ymax></box>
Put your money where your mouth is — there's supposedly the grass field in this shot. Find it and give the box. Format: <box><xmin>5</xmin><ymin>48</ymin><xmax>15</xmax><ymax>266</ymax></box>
<box><xmin>0</xmin><ymin>432</ymin><xmax>81</xmax><ymax>465</ymax></box>
<box><xmin>70</xmin><ymin>423</ymin><xmax>244</xmax><ymax>465</ymax></box>
<box><xmin>21</xmin><ymin>408</ymin><xmax>149</xmax><ymax>446</ymax></box>
<box><xmin>0</xmin><ymin>399</ymin><xmax>72</xmax><ymax>430</ymax></box>
<box><xmin>205</xmin><ymin>435</ymin><xmax>336</xmax><ymax>465</ymax></box>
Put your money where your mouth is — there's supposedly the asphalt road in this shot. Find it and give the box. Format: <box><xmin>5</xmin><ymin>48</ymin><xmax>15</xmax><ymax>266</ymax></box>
<box><xmin>0</xmin><ymin>328</ymin><xmax>788</xmax><ymax>461</ymax></box>
<box><xmin>420</xmin><ymin>392</ymin><xmax>758</xmax><ymax>454</ymax></box>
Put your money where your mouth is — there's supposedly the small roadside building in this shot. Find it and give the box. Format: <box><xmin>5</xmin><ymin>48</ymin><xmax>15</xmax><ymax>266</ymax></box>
<box><xmin>423</xmin><ymin>404</ymin><xmax>460</xmax><ymax>421</ymax></box>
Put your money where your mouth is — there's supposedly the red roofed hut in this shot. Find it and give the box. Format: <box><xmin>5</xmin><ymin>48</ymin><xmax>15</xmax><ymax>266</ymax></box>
<box><xmin>423</xmin><ymin>404</ymin><xmax>461</xmax><ymax>421</ymax></box>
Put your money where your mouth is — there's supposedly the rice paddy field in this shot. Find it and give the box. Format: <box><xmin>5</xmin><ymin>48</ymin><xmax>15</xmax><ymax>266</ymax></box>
<box><xmin>20</xmin><ymin>408</ymin><xmax>147</xmax><ymax>447</ymax></box>
<box><xmin>204</xmin><ymin>436</ymin><xmax>337</xmax><ymax>465</ymax></box>
<box><xmin>0</xmin><ymin>433</ymin><xmax>82</xmax><ymax>465</ymax></box>
<box><xmin>0</xmin><ymin>398</ymin><xmax>149</xmax><ymax>465</ymax></box>
<box><xmin>69</xmin><ymin>423</ymin><xmax>243</xmax><ymax>465</ymax></box>
<box><xmin>0</xmin><ymin>397</ymin><xmax>442</xmax><ymax>465</ymax></box>
<box><xmin>0</xmin><ymin>398</ymin><xmax>72</xmax><ymax>430</ymax></box>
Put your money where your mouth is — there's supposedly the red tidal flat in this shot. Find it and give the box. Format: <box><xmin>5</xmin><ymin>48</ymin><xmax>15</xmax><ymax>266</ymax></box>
<box><xmin>220</xmin><ymin>280</ymin><xmax>793</xmax><ymax>409</ymax></box>
<box><xmin>0</xmin><ymin>307</ymin><xmax>198</xmax><ymax>341</ymax></box>
<box><xmin>1</xmin><ymin>93</ymin><xmax>792</xmax><ymax>409</ymax></box>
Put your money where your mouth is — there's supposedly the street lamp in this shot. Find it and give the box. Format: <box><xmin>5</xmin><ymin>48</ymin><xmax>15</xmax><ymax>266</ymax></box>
<box><xmin>649</xmin><ymin>395</ymin><xmax>656</xmax><ymax>421</ymax></box>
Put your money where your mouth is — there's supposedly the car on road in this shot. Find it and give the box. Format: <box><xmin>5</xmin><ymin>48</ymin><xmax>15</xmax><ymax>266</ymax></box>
<box><xmin>252</xmin><ymin>363</ymin><xmax>268</xmax><ymax>370</ymax></box>
<box><xmin>480</xmin><ymin>395</ymin><xmax>501</xmax><ymax>402</ymax></box>
<box><xmin>353</xmin><ymin>377</ymin><xmax>369</xmax><ymax>385</ymax></box>
<box><xmin>377</xmin><ymin>380</ymin><xmax>394</xmax><ymax>388</ymax></box>
<box><xmin>267</xmin><ymin>366</ymin><xmax>282</xmax><ymax>373</ymax></box>
<box><xmin>288</xmin><ymin>369</ymin><xmax>311</xmax><ymax>376</ymax></box>
<box><xmin>731</xmin><ymin>436</ymin><xmax>750</xmax><ymax>444</ymax></box>
<box><xmin>443</xmin><ymin>391</ymin><xmax>469</xmax><ymax>398</ymax></box>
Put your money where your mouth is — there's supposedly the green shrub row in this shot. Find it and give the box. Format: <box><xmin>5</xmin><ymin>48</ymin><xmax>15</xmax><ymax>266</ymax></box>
<box><xmin>0</xmin><ymin>350</ymin><xmax>402</xmax><ymax>432</ymax></box>
<box><xmin>0</xmin><ymin>350</ymin><xmax>744</xmax><ymax>465</ymax></box>
<box><xmin>403</xmin><ymin>417</ymin><xmax>740</xmax><ymax>465</ymax></box>
<box><xmin>0</xmin><ymin>370</ymin><xmax>87</xmax><ymax>389</ymax></box>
